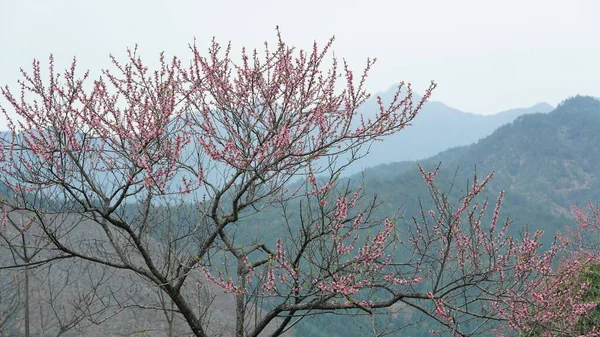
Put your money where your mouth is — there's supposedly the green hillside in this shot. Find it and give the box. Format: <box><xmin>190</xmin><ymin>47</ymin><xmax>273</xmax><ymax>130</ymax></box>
<box><xmin>367</xmin><ymin>95</ymin><xmax>600</xmax><ymax>228</ymax></box>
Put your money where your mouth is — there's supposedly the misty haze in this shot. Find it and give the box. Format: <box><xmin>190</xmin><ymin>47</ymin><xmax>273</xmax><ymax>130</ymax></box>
<box><xmin>1</xmin><ymin>1</ymin><xmax>599</xmax><ymax>336</ymax></box>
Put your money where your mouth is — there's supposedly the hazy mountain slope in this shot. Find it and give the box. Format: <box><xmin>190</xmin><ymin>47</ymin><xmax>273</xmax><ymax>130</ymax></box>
<box><xmin>348</xmin><ymin>85</ymin><xmax>553</xmax><ymax>173</ymax></box>
<box><xmin>425</xmin><ymin>95</ymin><xmax>600</xmax><ymax>216</ymax></box>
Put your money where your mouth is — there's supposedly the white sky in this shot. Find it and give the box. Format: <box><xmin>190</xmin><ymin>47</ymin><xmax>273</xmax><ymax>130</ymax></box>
<box><xmin>0</xmin><ymin>0</ymin><xmax>598</xmax><ymax>125</ymax></box>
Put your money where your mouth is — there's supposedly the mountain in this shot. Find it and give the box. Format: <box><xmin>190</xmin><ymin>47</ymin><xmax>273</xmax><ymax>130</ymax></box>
<box><xmin>362</xmin><ymin>96</ymin><xmax>600</xmax><ymax>235</ymax></box>
<box><xmin>429</xmin><ymin>95</ymin><xmax>600</xmax><ymax>216</ymax></box>
<box><xmin>348</xmin><ymin>85</ymin><xmax>553</xmax><ymax>174</ymax></box>
<box><xmin>284</xmin><ymin>97</ymin><xmax>599</xmax><ymax>337</ymax></box>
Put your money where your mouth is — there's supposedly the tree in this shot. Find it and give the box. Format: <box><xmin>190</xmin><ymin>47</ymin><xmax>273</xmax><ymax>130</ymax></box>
<box><xmin>500</xmin><ymin>252</ymin><xmax>600</xmax><ymax>337</ymax></box>
<box><xmin>0</xmin><ymin>211</ymin><xmax>127</xmax><ymax>337</ymax></box>
<box><xmin>489</xmin><ymin>202</ymin><xmax>600</xmax><ymax>337</ymax></box>
<box><xmin>0</xmin><ymin>29</ymin><xmax>582</xmax><ymax>336</ymax></box>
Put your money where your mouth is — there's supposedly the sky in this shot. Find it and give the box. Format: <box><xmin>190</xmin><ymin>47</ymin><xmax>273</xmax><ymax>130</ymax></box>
<box><xmin>0</xmin><ymin>0</ymin><xmax>598</xmax><ymax>127</ymax></box>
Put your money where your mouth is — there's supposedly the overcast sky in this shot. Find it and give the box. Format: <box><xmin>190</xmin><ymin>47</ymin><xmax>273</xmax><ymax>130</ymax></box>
<box><xmin>1</xmin><ymin>0</ymin><xmax>598</xmax><ymax>125</ymax></box>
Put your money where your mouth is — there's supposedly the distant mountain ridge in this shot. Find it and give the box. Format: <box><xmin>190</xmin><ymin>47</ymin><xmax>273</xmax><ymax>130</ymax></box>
<box><xmin>348</xmin><ymin>85</ymin><xmax>554</xmax><ymax>173</ymax></box>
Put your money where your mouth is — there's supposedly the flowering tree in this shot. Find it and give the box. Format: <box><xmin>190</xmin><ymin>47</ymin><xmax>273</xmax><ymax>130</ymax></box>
<box><xmin>531</xmin><ymin>203</ymin><xmax>600</xmax><ymax>336</ymax></box>
<box><xmin>481</xmin><ymin>203</ymin><xmax>600</xmax><ymax>337</ymax></box>
<box><xmin>0</xmin><ymin>30</ymin><xmax>583</xmax><ymax>336</ymax></box>
<box><xmin>500</xmin><ymin>252</ymin><xmax>600</xmax><ymax>337</ymax></box>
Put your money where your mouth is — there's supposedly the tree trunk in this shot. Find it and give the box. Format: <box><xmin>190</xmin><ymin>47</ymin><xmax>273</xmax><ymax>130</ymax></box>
<box><xmin>235</xmin><ymin>261</ymin><xmax>247</xmax><ymax>337</ymax></box>
<box><xmin>23</xmin><ymin>265</ymin><xmax>29</xmax><ymax>337</ymax></box>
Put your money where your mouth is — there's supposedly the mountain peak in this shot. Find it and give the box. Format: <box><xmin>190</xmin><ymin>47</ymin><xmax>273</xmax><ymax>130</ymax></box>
<box><xmin>556</xmin><ymin>95</ymin><xmax>600</xmax><ymax>112</ymax></box>
<box><xmin>531</xmin><ymin>102</ymin><xmax>555</xmax><ymax>111</ymax></box>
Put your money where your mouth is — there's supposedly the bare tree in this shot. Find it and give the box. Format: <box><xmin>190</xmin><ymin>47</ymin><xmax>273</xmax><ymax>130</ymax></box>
<box><xmin>0</xmin><ymin>270</ymin><xmax>19</xmax><ymax>337</ymax></box>
<box><xmin>0</xmin><ymin>211</ymin><xmax>107</xmax><ymax>336</ymax></box>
